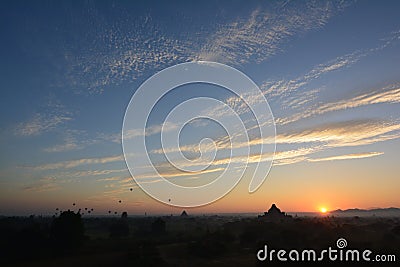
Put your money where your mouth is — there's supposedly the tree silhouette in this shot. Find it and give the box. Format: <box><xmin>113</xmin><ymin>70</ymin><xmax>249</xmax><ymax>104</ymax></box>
<box><xmin>109</xmin><ymin>211</ymin><xmax>129</xmax><ymax>238</ymax></box>
<box><xmin>50</xmin><ymin>210</ymin><xmax>84</xmax><ymax>252</ymax></box>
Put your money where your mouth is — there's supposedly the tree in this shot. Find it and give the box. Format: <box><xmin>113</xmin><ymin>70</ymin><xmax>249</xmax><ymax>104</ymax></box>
<box><xmin>51</xmin><ymin>210</ymin><xmax>84</xmax><ymax>252</ymax></box>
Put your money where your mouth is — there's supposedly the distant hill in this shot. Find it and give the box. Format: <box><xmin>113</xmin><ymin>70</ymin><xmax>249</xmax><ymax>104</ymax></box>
<box><xmin>331</xmin><ymin>207</ymin><xmax>400</xmax><ymax>217</ymax></box>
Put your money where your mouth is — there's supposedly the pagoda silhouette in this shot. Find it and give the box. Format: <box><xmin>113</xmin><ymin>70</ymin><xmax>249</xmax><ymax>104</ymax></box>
<box><xmin>259</xmin><ymin>203</ymin><xmax>292</xmax><ymax>221</ymax></box>
<box><xmin>180</xmin><ymin>210</ymin><xmax>188</xmax><ymax>217</ymax></box>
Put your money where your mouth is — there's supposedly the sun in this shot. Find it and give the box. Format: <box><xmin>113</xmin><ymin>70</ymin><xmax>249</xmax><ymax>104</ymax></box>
<box><xmin>320</xmin><ymin>207</ymin><xmax>328</xmax><ymax>213</ymax></box>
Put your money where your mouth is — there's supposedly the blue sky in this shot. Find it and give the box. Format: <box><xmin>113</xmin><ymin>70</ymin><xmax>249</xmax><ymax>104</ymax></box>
<box><xmin>1</xmin><ymin>0</ymin><xmax>400</xmax><ymax>215</ymax></box>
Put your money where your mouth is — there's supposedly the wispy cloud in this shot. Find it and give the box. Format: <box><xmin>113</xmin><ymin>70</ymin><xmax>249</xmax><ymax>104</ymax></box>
<box><xmin>308</xmin><ymin>152</ymin><xmax>384</xmax><ymax>162</ymax></box>
<box><xmin>98</xmin><ymin>122</ymin><xmax>179</xmax><ymax>145</ymax></box>
<box><xmin>73</xmin><ymin>168</ymin><xmax>127</xmax><ymax>178</ymax></box>
<box><xmin>62</xmin><ymin>1</ymin><xmax>350</xmax><ymax>94</ymax></box>
<box><xmin>194</xmin><ymin>47</ymin><xmax>372</xmax><ymax>124</ymax></box>
<box><xmin>124</xmin><ymin>122</ymin><xmax>178</xmax><ymax>140</ymax></box>
<box><xmin>275</xmin><ymin>120</ymin><xmax>400</xmax><ymax>146</ymax></box>
<box><xmin>263</xmin><ymin>30</ymin><xmax>400</xmax><ymax>115</ymax></box>
<box><xmin>151</xmin><ymin>145</ymin><xmax>319</xmax><ymax>173</ymax></box>
<box><xmin>277</xmin><ymin>84</ymin><xmax>400</xmax><ymax>125</ymax></box>
<box><xmin>15</xmin><ymin>113</ymin><xmax>72</xmax><ymax>137</ymax></box>
<box><xmin>148</xmin><ymin>119</ymin><xmax>400</xmax><ymax>172</ymax></box>
<box><xmin>71</xmin><ymin>119</ymin><xmax>397</xmax><ymax>188</ymax></box>
<box><xmin>15</xmin><ymin>97</ymin><xmax>73</xmax><ymax>137</ymax></box>
<box><xmin>97</xmin><ymin>176</ymin><xmax>124</xmax><ymax>182</ymax></box>
<box><xmin>152</xmin><ymin>119</ymin><xmax>400</xmax><ymax>155</ymax></box>
<box><xmin>44</xmin><ymin>141</ymin><xmax>79</xmax><ymax>153</ymax></box>
<box><xmin>32</xmin><ymin>155</ymin><xmax>124</xmax><ymax>171</ymax></box>
<box><xmin>43</xmin><ymin>129</ymin><xmax>90</xmax><ymax>152</ymax></box>
<box><xmin>195</xmin><ymin>1</ymin><xmax>349</xmax><ymax>65</ymax></box>
<box><xmin>23</xmin><ymin>177</ymin><xmax>60</xmax><ymax>193</ymax></box>
<box><xmin>201</xmin><ymin>30</ymin><xmax>400</xmax><ymax>128</ymax></box>
<box><xmin>63</xmin><ymin>14</ymin><xmax>194</xmax><ymax>94</ymax></box>
<box><xmin>134</xmin><ymin>167</ymin><xmax>225</xmax><ymax>181</ymax></box>
<box><xmin>264</xmin><ymin>50</ymin><xmax>365</xmax><ymax>100</ymax></box>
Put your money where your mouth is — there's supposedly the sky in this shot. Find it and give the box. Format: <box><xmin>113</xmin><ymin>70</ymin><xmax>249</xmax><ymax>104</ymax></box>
<box><xmin>1</xmin><ymin>0</ymin><xmax>400</xmax><ymax>216</ymax></box>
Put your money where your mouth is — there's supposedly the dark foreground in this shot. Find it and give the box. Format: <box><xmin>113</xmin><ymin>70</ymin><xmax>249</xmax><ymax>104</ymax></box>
<box><xmin>0</xmin><ymin>213</ymin><xmax>399</xmax><ymax>266</ymax></box>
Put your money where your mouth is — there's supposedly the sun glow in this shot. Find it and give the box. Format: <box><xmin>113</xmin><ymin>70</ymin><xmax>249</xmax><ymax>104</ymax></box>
<box><xmin>320</xmin><ymin>207</ymin><xmax>328</xmax><ymax>213</ymax></box>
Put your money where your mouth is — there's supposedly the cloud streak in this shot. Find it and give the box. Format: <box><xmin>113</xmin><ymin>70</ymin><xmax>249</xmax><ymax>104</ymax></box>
<box><xmin>264</xmin><ymin>50</ymin><xmax>365</xmax><ymax>100</ymax></box>
<box><xmin>146</xmin><ymin>119</ymin><xmax>400</xmax><ymax>173</ymax></box>
<box><xmin>151</xmin><ymin>119</ymin><xmax>400</xmax><ymax>155</ymax></box>
<box><xmin>277</xmin><ymin>84</ymin><xmax>400</xmax><ymax>125</ymax></box>
<box><xmin>308</xmin><ymin>152</ymin><xmax>384</xmax><ymax>162</ymax></box>
<box><xmin>275</xmin><ymin>120</ymin><xmax>400</xmax><ymax>146</ymax></box>
<box><xmin>32</xmin><ymin>155</ymin><xmax>124</xmax><ymax>171</ymax></box>
<box><xmin>23</xmin><ymin>177</ymin><xmax>60</xmax><ymax>193</ymax></box>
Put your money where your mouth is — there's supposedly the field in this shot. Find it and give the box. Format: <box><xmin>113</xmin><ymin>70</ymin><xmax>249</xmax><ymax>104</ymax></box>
<box><xmin>0</xmin><ymin>213</ymin><xmax>399</xmax><ymax>266</ymax></box>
